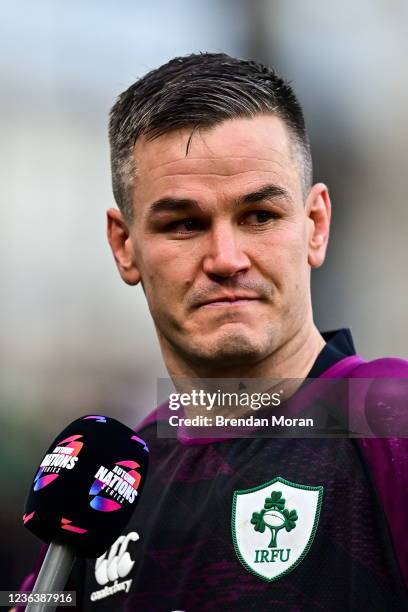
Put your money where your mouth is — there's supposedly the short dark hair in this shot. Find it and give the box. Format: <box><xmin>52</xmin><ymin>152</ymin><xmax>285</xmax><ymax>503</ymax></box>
<box><xmin>109</xmin><ymin>52</ymin><xmax>312</xmax><ymax>221</ymax></box>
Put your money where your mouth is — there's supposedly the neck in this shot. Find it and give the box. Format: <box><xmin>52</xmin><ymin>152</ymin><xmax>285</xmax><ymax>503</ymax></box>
<box><xmin>160</xmin><ymin>321</ymin><xmax>326</xmax><ymax>381</ymax></box>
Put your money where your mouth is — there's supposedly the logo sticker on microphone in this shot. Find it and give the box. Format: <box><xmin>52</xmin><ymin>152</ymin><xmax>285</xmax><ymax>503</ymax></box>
<box><xmin>89</xmin><ymin>460</ymin><xmax>142</xmax><ymax>512</ymax></box>
<box><xmin>33</xmin><ymin>434</ymin><xmax>84</xmax><ymax>491</ymax></box>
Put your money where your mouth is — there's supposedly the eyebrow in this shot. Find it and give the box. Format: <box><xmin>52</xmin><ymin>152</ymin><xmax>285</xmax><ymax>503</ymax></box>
<box><xmin>146</xmin><ymin>183</ymin><xmax>291</xmax><ymax>218</ymax></box>
<box><xmin>239</xmin><ymin>184</ymin><xmax>290</xmax><ymax>205</ymax></box>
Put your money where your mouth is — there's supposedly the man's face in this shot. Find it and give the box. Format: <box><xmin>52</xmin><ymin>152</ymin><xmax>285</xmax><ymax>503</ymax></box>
<box><xmin>109</xmin><ymin>115</ymin><xmax>329</xmax><ymax>369</ymax></box>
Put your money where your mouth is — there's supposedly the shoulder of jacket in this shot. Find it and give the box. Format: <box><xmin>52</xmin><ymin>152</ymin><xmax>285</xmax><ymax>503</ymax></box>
<box><xmin>349</xmin><ymin>356</ymin><xmax>408</xmax><ymax>377</ymax></box>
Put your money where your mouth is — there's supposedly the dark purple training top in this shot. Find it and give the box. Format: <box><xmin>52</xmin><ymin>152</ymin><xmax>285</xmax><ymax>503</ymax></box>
<box><xmin>18</xmin><ymin>330</ymin><xmax>408</xmax><ymax>611</ymax></box>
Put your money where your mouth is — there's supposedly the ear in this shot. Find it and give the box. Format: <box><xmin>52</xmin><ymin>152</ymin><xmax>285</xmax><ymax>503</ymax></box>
<box><xmin>305</xmin><ymin>183</ymin><xmax>331</xmax><ymax>268</ymax></box>
<box><xmin>106</xmin><ymin>208</ymin><xmax>141</xmax><ymax>285</ymax></box>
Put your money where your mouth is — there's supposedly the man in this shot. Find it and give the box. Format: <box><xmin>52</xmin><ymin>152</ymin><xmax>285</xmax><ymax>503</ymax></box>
<box><xmin>19</xmin><ymin>53</ymin><xmax>408</xmax><ymax>611</ymax></box>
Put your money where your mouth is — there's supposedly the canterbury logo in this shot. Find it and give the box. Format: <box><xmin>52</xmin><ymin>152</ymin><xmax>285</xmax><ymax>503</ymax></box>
<box><xmin>95</xmin><ymin>531</ymin><xmax>139</xmax><ymax>585</ymax></box>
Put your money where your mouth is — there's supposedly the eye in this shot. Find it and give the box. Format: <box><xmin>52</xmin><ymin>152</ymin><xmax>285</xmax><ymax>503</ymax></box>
<box><xmin>167</xmin><ymin>218</ymin><xmax>203</xmax><ymax>234</ymax></box>
<box><xmin>240</xmin><ymin>210</ymin><xmax>279</xmax><ymax>226</ymax></box>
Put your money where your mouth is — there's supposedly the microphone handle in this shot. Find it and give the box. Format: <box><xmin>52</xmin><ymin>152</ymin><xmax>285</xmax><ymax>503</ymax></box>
<box><xmin>26</xmin><ymin>542</ymin><xmax>76</xmax><ymax>612</ymax></box>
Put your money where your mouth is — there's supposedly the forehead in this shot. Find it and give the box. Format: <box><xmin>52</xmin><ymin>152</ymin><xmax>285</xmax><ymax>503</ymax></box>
<box><xmin>132</xmin><ymin>115</ymin><xmax>301</xmax><ymax>208</ymax></box>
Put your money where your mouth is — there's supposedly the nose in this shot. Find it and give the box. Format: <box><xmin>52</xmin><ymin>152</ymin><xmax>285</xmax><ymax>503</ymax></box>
<box><xmin>202</xmin><ymin>221</ymin><xmax>251</xmax><ymax>279</ymax></box>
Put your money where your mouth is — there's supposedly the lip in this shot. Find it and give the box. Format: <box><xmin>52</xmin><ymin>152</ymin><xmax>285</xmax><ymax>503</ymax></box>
<box><xmin>197</xmin><ymin>295</ymin><xmax>260</xmax><ymax>308</ymax></box>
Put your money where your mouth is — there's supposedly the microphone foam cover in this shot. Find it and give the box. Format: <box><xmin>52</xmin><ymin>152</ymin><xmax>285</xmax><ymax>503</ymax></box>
<box><xmin>23</xmin><ymin>415</ymin><xmax>149</xmax><ymax>558</ymax></box>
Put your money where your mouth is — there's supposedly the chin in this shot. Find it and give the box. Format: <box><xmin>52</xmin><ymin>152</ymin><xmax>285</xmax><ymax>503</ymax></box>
<box><xmin>189</xmin><ymin>328</ymin><xmax>271</xmax><ymax>366</ymax></box>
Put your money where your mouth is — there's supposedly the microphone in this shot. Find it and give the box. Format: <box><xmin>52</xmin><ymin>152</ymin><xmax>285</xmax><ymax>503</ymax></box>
<box><xmin>22</xmin><ymin>414</ymin><xmax>149</xmax><ymax>611</ymax></box>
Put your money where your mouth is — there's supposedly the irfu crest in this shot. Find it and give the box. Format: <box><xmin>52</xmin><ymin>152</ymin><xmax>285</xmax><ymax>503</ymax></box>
<box><xmin>251</xmin><ymin>491</ymin><xmax>298</xmax><ymax>548</ymax></box>
<box><xmin>232</xmin><ymin>477</ymin><xmax>323</xmax><ymax>582</ymax></box>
